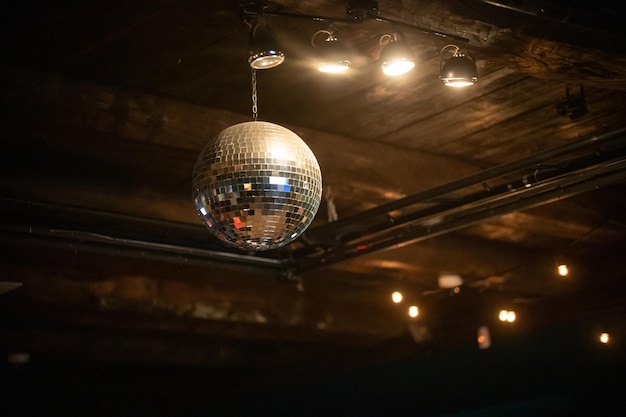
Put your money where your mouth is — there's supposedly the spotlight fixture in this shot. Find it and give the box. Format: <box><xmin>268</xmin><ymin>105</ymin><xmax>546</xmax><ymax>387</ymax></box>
<box><xmin>439</xmin><ymin>44</ymin><xmax>478</xmax><ymax>87</ymax></box>
<box><xmin>239</xmin><ymin>1</ymin><xmax>472</xmax><ymax>79</ymax></box>
<box><xmin>379</xmin><ymin>33</ymin><xmax>415</xmax><ymax>76</ymax></box>
<box><xmin>312</xmin><ymin>29</ymin><xmax>351</xmax><ymax>73</ymax></box>
<box><xmin>248</xmin><ymin>20</ymin><xmax>284</xmax><ymax>69</ymax></box>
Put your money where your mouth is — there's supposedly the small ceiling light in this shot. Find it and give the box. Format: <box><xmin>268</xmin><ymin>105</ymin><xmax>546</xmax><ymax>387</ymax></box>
<box><xmin>599</xmin><ymin>332</ymin><xmax>610</xmax><ymax>344</ymax></box>
<box><xmin>312</xmin><ymin>29</ymin><xmax>351</xmax><ymax>73</ymax></box>
<box><xmin>498</xmin><ymin>309</ymin><xmax>508</xmax><ymax>321</ymax></box>
<box><xmin>248</xmin><ymin>20</ymin><xmax>284</xmax><ymax>70</ymax></box>
<box><xmin>498</xmin><ymin>309</ymin><xmax>516</xmax><ymax>323</ymax></box>
<box><xmin>506</xmin><ymin>310</ymin><xmax>516</xmax><ymax>322</ymax></box>
<box><xmin>438</xmin><ymin>273</ymin><xmax>463</xmax><ymax>289</ymax></box>
<box><xmin>557</xmin><ymin>263</ymin><xmax>569</xmax><ymax>277</ymax></box>
<box><xmin>439</xmin><ymin>44</ymin><xmax>477</xmax><ymax>87</ymax></box>
<box><xmin>408</xmin><ymin>305</ymin><xmax>419</xmax><ymax>318</ymax></box>
<box><xmin>477</xmin><ymin>325</ymin><xmax>491</xmax><ymax>350</ymax></box>
<box><xmin>379</xmin><ymin>33</ymin><xmax>415</xmax><ymax>76</ymax></box>
<box><xmin>391</xmin><ymin>291</ymin><xmax>403</xmax><ymax>303</ymax></box>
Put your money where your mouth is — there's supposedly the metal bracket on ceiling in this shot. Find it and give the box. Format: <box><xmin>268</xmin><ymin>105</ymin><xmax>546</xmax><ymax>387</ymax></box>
<box><xmin>237</xmin><ymin>0</ymin><xmax>269</xmax><ymax>15</ymax></box>
<box><xmin>556</xmin><ymin>85</ymin><xmax>587</xmax><ymax>120</ymax></box>
<box><xmin>346</xmin><ymin>0</ymin><xmax>379</xmax><ymax>21</ymax></box>
<box><xmin>237</xmin><ymin>0</ymin><xmax>470</xmax><ymax>43</ymax></box>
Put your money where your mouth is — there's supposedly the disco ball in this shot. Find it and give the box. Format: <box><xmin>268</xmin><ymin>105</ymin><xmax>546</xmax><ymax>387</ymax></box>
<box><xmin>192</xmin><ymin>121</ymin><xmax>322</xmax><ymax>251</ymax></box>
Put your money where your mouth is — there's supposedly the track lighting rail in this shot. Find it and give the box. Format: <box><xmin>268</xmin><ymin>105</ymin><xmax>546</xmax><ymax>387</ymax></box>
<box><xmin>239</xmin><ymin>2</ymin><xmax>470</xmax><ymax>43</ymax></box>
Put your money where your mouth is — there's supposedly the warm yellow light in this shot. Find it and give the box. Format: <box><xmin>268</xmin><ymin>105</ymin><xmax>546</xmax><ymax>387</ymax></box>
<box><xmin>477</xmin><ymin>335</ymin><xmax>486</xmax><ymax>344</ymax></box>
<box><xmin>408</xmin><ymin>305</ymin><xmax>419</xmax><ymax>318</ymax></box>
<box><xmin>391</xmin><ymin>291</ymin><xmax>403</xmax><ymax>303</ymax></box>
<box><xmin>499</xmin><ymin>309</ymin><xmax>516</xmax><ymax>322</ymax></box>
<box><xmin>443</xmin><ymin>80</ymin><xmax>474</xmax><ymax>88</ymax></box>
<box><xmin>318</xmin><ymin>62</ymin><xmax>350</xmax><ymax>73</ymax></box>
<box><xmin>600</xmin><ymin>332</ymin><xmax>610</xmax><ymax>344</ymax></box>
<box><xmin>382</xmin><ymin>59</ymin><xmax>415</xmax><ymax>76</ymax></box>
<box><xmin>498</xmin><ymin>309</ymin><xmax>508</xmax><ymax>322</ymax></box>
<box><xmin>506</xmin><ymin>310</ymin><xmax>516</xmax><ymax>323</ymax></box>
<box><xmin>557</xmin><ymin>263</ymin><xmax>569</xmax><ymax>277</ymax></box>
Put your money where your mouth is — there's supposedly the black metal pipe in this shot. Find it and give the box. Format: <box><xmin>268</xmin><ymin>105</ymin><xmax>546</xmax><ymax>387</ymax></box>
<box><xmin>303</xmin><ymin>127</ymin><xmax>626</xmax><ymax>243</ymax></box>
<box><xmin>294</xmin><ymin>157</ymin><xmax>626</xmax><ymax>271</ymax></box>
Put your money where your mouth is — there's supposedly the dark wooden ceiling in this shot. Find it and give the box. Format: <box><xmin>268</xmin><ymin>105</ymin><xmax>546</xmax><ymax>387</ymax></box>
<box><xmin>2</xmin><ymin>0</ymin><xmax>626</xmax><ymax>415</ymax></box>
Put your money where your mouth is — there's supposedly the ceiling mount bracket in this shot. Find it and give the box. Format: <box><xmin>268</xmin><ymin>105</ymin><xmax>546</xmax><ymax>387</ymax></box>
<box><xmin>346</xmin><ymin>0</ymin><xmax>379</xmax><ymax>21</ymax></box>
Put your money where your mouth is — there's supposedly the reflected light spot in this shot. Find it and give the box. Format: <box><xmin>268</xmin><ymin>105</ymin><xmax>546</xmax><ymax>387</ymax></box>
<box><xmin>269</xmin><ymin>176</ymin><xmax>288</xmax><ymax>186</ymax></box>
<box><xmin>391</xmin><ymin>291</ymin><xmax>403</xmax><ymax>303</ymax></box>
<box><xmin>269</xmin><ymin>145</ymin><xmax>288</xmax><ymax>160</ymax></box>
<box><xmin>600</xmin><ymin>332</ymin><xmax>610</xmax><ymax>344</ymax></box>
<box><xmin>477</xmin><ymin>335</ymin><xmax>486</xmax><ymax>344</ymax></box>
<box><xmin>408</xmin><ymin>305</ymin><xmax>419</xmax><ymax>318</ymax></box>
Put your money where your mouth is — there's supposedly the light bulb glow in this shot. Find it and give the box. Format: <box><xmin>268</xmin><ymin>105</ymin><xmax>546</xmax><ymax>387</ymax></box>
<box><xmin>600</xmin><ymin>332</ymin><xmax>610</xmax><ymax>344</ymax></box>
<box><xmin>408</xmin><ymin>305</ymin><xmax>419</xmax><ymax>318</ymax></box>
<box><xmin>443</xmin><ymin>80</ymin><xmax>475</xmax><ymax>87</ymax></box>
<box><xmin>499</xmin><ymin>309</ymin><xmax>516</xmax><ymax>322</ymax></box>
<box><xmin>382</xmin><ymin>59</ymin><xmax>415</xmax><ymax>76</ymax></box>
<box><xmin>477</xmin><ymin>325</ymin><xmax>491</xmax><ymax>349</ymax></box>
<box><xmin>506</xmin><ymin>310</ymin><xmax>516</xmax><ymax>322</ymax></box>
<box><xmin>558</xmin><ymin>263</ymin><xmax>569</xmax><ymax>277</ymax></box>
<box><xmin>391</xmin><ymin>291</ymin><xmax>403</xmax><ymax>303</ymax></box>
<box><xmin>318</xmin><ymin>61</ymin><xmax>350</xmax><ymax>73</ymax></box>
<box><xmin>498</xmin><ymin>309</ymin><xmax>508</xmax><ymax>321</ymax></box>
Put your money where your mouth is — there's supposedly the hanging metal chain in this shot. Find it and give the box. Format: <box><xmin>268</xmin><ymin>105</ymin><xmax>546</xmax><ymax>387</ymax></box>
<box><xmin>251</xmin><ymin>67</ymin><xmax>258</xmax><ymax>121</ymax></box>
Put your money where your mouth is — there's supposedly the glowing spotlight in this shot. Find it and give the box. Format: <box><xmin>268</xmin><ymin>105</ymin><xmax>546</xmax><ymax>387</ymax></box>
<box><xmin>391</xmin><ymin>291</ymin><xmax>403</xmax><ymax>304</ymax></box>
<box><xmin>600</xmin><ymin>332</ymin><xmax>610</xmax><ymax>344</ymax></box>
<box><xmin>408</xmin><ymin>305</ymin><xmax>419</xmax><ymax>318</ymax></box>
<box><xmin>557</xmin><ymin>263</ymin><xmax>569</xmax><ymax>277</ymax></box>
